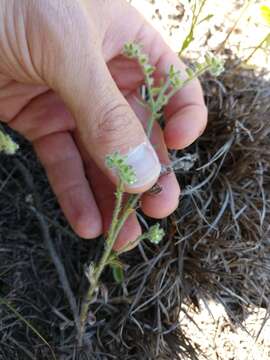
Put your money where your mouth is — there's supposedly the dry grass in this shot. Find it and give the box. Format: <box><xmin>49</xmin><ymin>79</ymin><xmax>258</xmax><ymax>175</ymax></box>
<box><xmin>0</xmin><ymin>56</ymin><xmax>269</xmax><ymax>359</ymax></box>
<box><xmin>1</xmin><ymin>1</ymin><xmax>270</xmax><ymax>358</ymax></box>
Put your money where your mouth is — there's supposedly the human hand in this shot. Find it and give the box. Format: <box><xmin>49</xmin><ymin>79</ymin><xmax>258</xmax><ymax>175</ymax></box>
<box><xmin>0</xmin><ymin>0</ymin><xmax>207</xmax><ymax>250</ymax></box>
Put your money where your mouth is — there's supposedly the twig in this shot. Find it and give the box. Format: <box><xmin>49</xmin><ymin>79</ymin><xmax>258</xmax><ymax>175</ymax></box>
<box><xmin>32</xmin><ymin>207</ymin><xmax>80</xmax><ymax>333</ymax></box>
<box><xmin>77</xmin><ymin>42</ymin><xmax>224</xmax><ymax>345</ymax></box>
<box><xmin>15</xmin><ymin>158</ymin><xmax>80</xmax><ymax>333</ymax></box>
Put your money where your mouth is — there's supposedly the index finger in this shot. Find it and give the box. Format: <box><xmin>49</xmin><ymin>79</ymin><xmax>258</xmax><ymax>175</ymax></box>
<box><xmin>135</xmin><ymin>22</ymin><xmax>208</xmax><ymax>150</ymax></box>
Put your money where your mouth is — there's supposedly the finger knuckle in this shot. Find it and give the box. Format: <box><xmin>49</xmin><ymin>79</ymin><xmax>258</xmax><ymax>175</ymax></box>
<box><xmin>95</xmin><ymin>101</ymin><xmax>133</xmax><ymax>144</ymax></box>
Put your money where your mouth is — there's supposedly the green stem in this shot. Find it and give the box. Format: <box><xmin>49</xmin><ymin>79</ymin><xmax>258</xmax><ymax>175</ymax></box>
<box><xmin>166</xmin><ymin>64</ymin><xmax>211</xmax><ymax>103</ymax></box>
<box><xmin>108</xmin><ymin>183</ymin><xmax>124</xmax><ymax>237</ymax></box>
<box><xmin>155</xmin><ymin>77</ymin><xmax>172</xmax><ymax>107</ymax></box>
<box><xmin>148</xmin><ymin>64</ymin><xmax>210</xmax><ymax>137</ymax></box>
<box><xmin>78</xmin><ymin>181</ymin><xmax>124</xmax><ymax>345</ymax></box>
<box><xmin>244</xmin><ymin>33</ymin><xmax>270</xmax><ymax>64</ymax></box>
<box><xmin>179</xmin><ymin>0</ymin><xmax>208</xmax><ymax>56</ymax></box>
<box><xmin>78</xmin><ymin>143</ymin><xmax>150</xmax><ymax>345</ymax></box>
<box><xmin>146</xmin><ymin>112</ymin><xmax>159</xmax><ymax>138</ymax></box>
<box><xmin>145</xmin><ymin>73</ymin><xmax>155</xmax><ymax>111</ymax></box>
<box><xmin>113</xmin><ymin>194</ymin><xmax>140</xmax><ymax>239</ymax></box>
<box><xmin>117</xmin><ymin>232</ymin><xmax>147</xmax><ymax>254</ymax></box>
<box><xmin>78</xmin><ymin>49</ymin><xmax>212</xmax><ymax>345</ymax></box>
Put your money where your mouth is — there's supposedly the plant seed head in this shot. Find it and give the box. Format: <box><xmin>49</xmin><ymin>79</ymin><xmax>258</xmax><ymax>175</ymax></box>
<box><xmin>148</xmin><ymin>224</ymin><xmax>165</xmax><ymax>244</ymax></box>
<box><xmin>106</xmin><ymin>152</ymin><xmax>137</xmax><ymax>185</ymax></box>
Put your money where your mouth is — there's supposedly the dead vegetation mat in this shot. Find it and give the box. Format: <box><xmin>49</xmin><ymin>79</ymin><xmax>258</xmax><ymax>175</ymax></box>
<box><xmin>0</xmin><ymin>58</ymin><xmax>269</xmax><ymax>360</ymax></box>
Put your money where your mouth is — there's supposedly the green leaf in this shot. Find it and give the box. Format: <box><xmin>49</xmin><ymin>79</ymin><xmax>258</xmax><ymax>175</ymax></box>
<box><xmin>186</xmin><ymin>67</ymin><xmax>195</xmax><ymax>78</ymax></box>
<box><xmin>107</xmin><ymin>254</ymin><xmax>123</xmax><ymax>268</ymax></box>
<box><xmin>261</xmin><ymin>5</ymin><xmax>270</xmax><ymax>26</ymax></box>
<box><xmin>204</xmin><ymin>53</ymin><xmax>225</xmax><ymax>76</ymax></box>
<box><xmin>198</xmin><ymin>14</ymin><xmax>214</xmax><ymax>25</ymax></box>
<box><xmin>112</xmin><ymin>265</ymin><xmax>124</xmax><ymax>284</ymax></box>
<box><xmin>180</xmin><ymin>32</ymin><xmax>194</xmax><ymax>55</ymax></box>
<box><xmin>144</xmin><ymin>64</ymin><xmax>155</xmax><ymax>75</ymax></box>
<box><xmin>0</xmin><ymin>130</ymin><xmax>19</xmax><ymax>155</ymax></box>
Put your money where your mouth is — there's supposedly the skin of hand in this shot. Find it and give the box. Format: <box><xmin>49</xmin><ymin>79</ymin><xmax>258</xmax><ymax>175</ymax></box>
<box><xmin>0</xmin><ymin>0</ymin><xmax>207</xmax><ymax>251</ymax></box>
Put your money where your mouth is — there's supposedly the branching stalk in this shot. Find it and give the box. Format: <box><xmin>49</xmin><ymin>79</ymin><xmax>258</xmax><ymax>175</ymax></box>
<box><xmin>244</xmin><ymin>33</ymin><xmax>270</xmax><ymax>64</ymax></box>
<box><xmin>78</xmin><ymin>181</ymin><xmax>124</xmax><ymax>344</ymax></box>
<box><xmin>78</xmin><ymin>42</ymin><xmax>224</xmax><ymax>345</ymax></box>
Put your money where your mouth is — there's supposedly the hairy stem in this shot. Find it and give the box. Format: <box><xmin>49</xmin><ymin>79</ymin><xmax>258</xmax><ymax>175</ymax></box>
<box><xmin>79</xmin><ymin>72</ymin><xmax>184</xmax><ymax>344</ymax></box>
<box><xmin>78</xmin><ymin>136</ymin><xmax>152</xmax><ymax>345</ymax></box>
<box><xmin>146</xmin><ymin>112</ymin><xmax>159</xmax><ymax>138</ymax></box>
<box><xmin>78</xmin><ymin>44</ymin><xmax>223</xmax><ymax>345</ymax></box>
<box><xmin>78</xmin><ymin>182</ymin><xmax>124</xmax><ymax>344</ymax></box>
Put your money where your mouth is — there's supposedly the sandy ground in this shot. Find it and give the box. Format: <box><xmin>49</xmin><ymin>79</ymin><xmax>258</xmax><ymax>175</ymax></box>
<box><xmin>130</xmin><ymin>0</ymin><xmax>270</xmax><ymax>71</ymax></box>
<box><xmin>130</xmin><ymin>1</ymin><xmax>270</xmax><ymax>359</ymax></box>
<box><xmin>181</xmin><ymin>301</ymin><xmax>270</xmax><ymax>360</ymax></box>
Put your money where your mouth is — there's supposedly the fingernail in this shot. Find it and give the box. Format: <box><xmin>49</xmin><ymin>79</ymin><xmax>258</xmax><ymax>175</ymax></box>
<box><xmin>126</xmin><ymin>142</ymin><xmax>161</xmax><ymax>190</ymax></box>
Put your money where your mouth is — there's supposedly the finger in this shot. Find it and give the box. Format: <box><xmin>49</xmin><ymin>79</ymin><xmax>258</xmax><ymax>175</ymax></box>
<box><xmin>77</xmin><ymin>143</ymin><xmax>142</xmax><ymax>251</ymax></box>
<box><xmin>113</xmin><ymin>212</ymin><xmax>141</xmax><ymax>252</ymax></box>
<box><xmin>105</xmin><ymin>24</ymin><xmax>207</xmax><ymax>149</ymax></box>
<box><xmin>9</xmin><ymin>91</ymin><xmax>75</xmax><ymax>141</ymax></box>
<box><xmin>127</xmin><ymin>93</ymin><xmax>180</xmax><ymax>218</ymax></box>
<box><xmin>155</xmin><ymin>52</ymin><xmax>208</xmax><ymax>150</ymax></box>
<box><xmin>108</xmin><ymin>55</ymin><xmax>143</xmax><ymax>94</ymax></box>
<box><xmin>9</xmin><ymin>91</ymin><xmax>102</xmax><ymax>238</ymax></box>
<box><xmin>141</xmin><ymin>125</ymin><xmax>181</xmax><ymax>218</ymax></box>
<box><xmin>33</xmin><ymin>131</ymin><xmax>102</xmax><ymax>239</ymax></box>
<box><xmin>134</xmin><ymin>23</ymin><xmax>208</xmax><ymax>149</ymax></box>
<box><xmin>51</xmin><ymin>46</ymin><xmax>161</xmax><ymax>193</ymax></box>
<box><xmin>101</xmin><ymin>5</ymin><xmax>207</xmax><ymax>151</ymax></box>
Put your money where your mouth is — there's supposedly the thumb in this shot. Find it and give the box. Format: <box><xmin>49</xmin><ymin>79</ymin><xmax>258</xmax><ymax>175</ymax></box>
<box><xmin>53</xmin><ymin>52</ymin><xmax>161</xmax><ymax>193</ymax></box>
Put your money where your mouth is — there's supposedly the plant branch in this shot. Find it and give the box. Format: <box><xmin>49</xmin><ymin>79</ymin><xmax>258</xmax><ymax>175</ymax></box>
<box><xmin>78</xmin><ymin>181</ymin><xmax>124</xmax><ymax>344</ymax></box>
<box><xmin>78</xmin><ymin>43</ymin><xmax>224</xmax><ymax>345</ymax></box>
<box><xmin>244</xmin><ymin>33</ymin><xmax>270</xmax><ymax>64</ymax></box>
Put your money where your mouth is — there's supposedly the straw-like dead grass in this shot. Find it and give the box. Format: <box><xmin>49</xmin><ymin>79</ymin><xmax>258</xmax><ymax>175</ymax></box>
<box><xmin>0</xmin><ymin>57</ymin><xmax>269</xmax><ymax>359</ymax></box>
